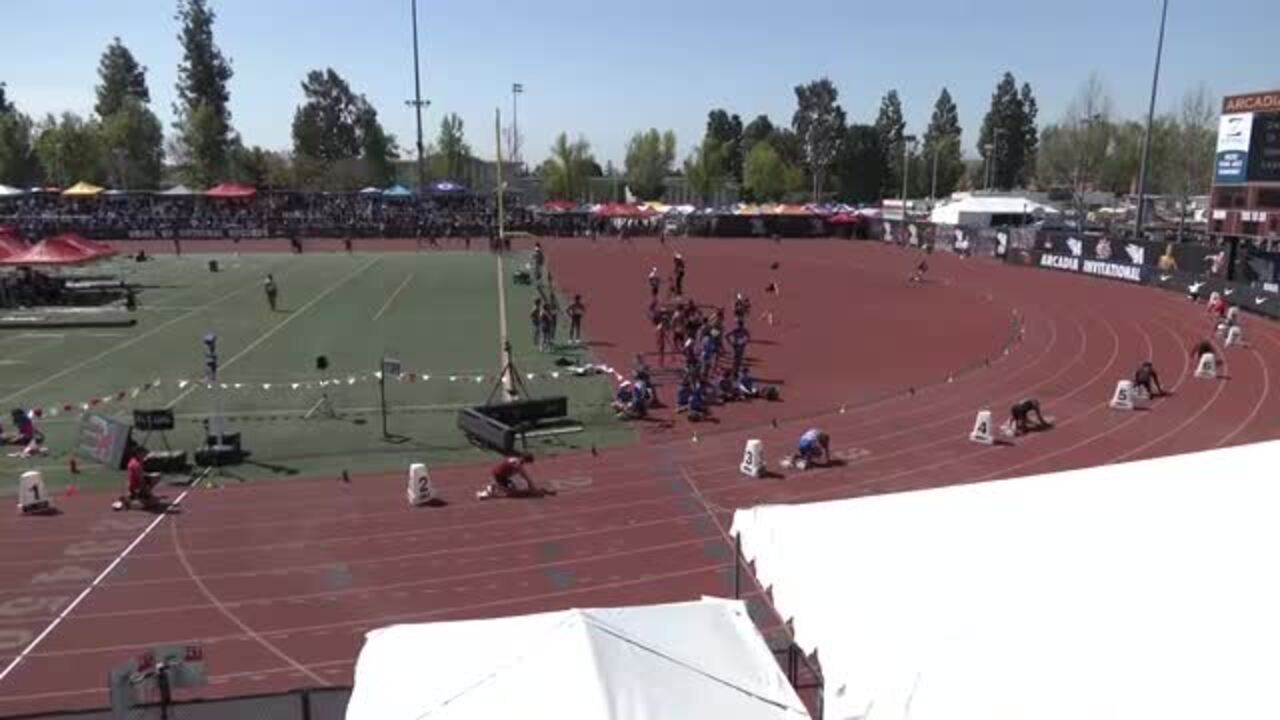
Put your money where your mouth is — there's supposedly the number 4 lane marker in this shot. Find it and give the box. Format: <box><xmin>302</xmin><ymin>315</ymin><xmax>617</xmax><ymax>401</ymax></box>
<box><xmin>0</xmin><ymin>483</ymin><xmax>197</xmax><ymax>685</ymax></box>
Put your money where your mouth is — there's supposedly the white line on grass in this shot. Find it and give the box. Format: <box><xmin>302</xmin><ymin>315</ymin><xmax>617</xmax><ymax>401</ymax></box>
<box><xmin>0</xmin><ymin>263</ymin><xmax>288</xmax><ymax>406</ymax></box>
<box><xmin>372</xmin><ymin>271</ymin><xmax>415</xmax><ymax>322</ymax></box>
<box><xmin>166</xmin><ymin>257</ymin><xmax>382</xmax><ymax>410</ymax></box>
<box><xmin>0</xmin><ymin>483</ymin><xmax>198</xmax><ymax>686</ymax></box>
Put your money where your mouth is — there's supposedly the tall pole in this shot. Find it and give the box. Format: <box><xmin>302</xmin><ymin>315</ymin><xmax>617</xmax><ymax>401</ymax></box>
<box><xmin>1134</xmin><ymin>0</ymin><xmax>1169</xmax><ymax>240</ymax></box>
<box><xmin>901</xmin><ymin>136</ymin><xmax>915</xmax><ymax>220</ymax></box>
<box><xmin>495</xmin><ymin>108</ymin><xmax>506</xmax><ymax>241</ymax></box>
<box><xmin>512</xmin><ymin>83</ymin><xmax>523</xmax><ymax>171</ymax></box>
<box><xmin>409</xmin><ymin>0</ymin><xmax>427</xmax><ymax>191</ymax></box>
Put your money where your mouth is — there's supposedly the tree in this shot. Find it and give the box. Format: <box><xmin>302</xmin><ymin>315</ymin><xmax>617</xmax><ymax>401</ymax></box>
<box><xmin>434</xmin><ymin>113</ymin><xmax>470</xmax><ymax>180</ymax></box>
<box><xmin>173</xmin><ymin>0</ymin><xmax>235</xmax><ymax>185</ymax></box>
<box><xmin>359</xmin><ymin>108</ymin><xmax>399</xmax><ymax>187</ymax></box>
<box><xmin>290</xmin><ymin>68</ymin><xmax>397</xmax><ymax>189</ymax></box>
<box><xmin>832</xmin><ymin>124</ymin><xmax>887</xmax><ymax>203</ymax></box>
<box><xmin>792</xmin><ymin>78</ymin><xmax>847</xmax><ymax>200</ymax></box>
<box><xmin>99</xmin><ymin>98</ymin><xmax>164</xmax><ymax>189</ymax></box>
<box><xmin>743</xmin><ymin>141</ymin><xmax>803</xmax><ymax>202</ymax></box>
<box><xmin>1173</xmin><ymin>86</ymin><xmax>1216</xmax><ymax>200</ymax></box>
<box><xmin>683</xmin><ymin>137</ymin><xmax>727</xmax><ymax>204</ymax></box>
<box><xmin>34</xmin><ymin>113</ymin><xmax>105</xmax><ymax>186</ymax></box>
<box><xmin>742</xmin><ymin>114</ymin><xmax>775</xmax><ymax>157</ymax></box>
<box><xmin>706</xmin><ymin>109</ymin><xmax>743</xmax><ymax>182</ymax></box>
<box><xmin>922</xmin><ymin>88</ymin><xmax>964</xmax><ymax>199</ymax></box>
<box><xmin>540</xmin><ymin>132</ymin><xmax>596</xmax><ymax>201</ymax></box>
<box><xmin>624</xmin><ymin>128</ymin><xmax>676</xmax><ymax>201</ymax></box>
<box><xmin>874</xmin><ymin>90</ymin><xmax>906</xmax><ymax>195</ymax></box>
<box><xmin>0</xmin><ymin>82</ymin><xmax>11</xmax><ymax>115</ymax></box>
<box><xmin>1019</xmin><ymin>82</ymin><xmax>1040</xmax><ymax>186</ymax></box>
<box><xmin>95</xmin><ymin>38</ymin><xmax>150</xmax><ymax>118</ymax></box>
<box><xmin>0</xmin><ymin>87</ymin><xmax>38</xmax><ymax>185</ymax></box>
<box><xmin>977</xmin><ymin>72</ymin><xmax>1035</xmax><ymax>190</ymax></box>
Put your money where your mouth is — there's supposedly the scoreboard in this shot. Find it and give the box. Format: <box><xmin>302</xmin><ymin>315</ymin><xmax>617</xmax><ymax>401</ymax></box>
<box><xmin>1211</xmin><ymin>90</ymin><xmax>1280</xmax><ymax>238</ymax></box>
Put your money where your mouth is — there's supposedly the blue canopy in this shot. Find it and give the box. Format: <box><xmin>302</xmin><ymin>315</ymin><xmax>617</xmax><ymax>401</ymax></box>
<box><xmin>383</xmin><ymin>185</ymin><xmax>415</xmax><ymax>198</ymax></box>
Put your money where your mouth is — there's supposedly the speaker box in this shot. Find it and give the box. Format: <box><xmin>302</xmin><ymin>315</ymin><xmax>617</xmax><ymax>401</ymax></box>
<box><xmin>194</xmin><ymin>445</ymin><xmax>243</xmax><ymax>467</ymax></box>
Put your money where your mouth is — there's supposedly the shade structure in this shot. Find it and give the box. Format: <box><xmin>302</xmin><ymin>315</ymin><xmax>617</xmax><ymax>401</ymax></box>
<box><xmin>0</xmin><ymin>184</ymin><xmax>24</xmax><ymax>197</ymax></box>
<box><xmin>732</xmin><ymin>441</ymin><xmax>1280</xmax><ymax>720</ymax></box>
<box><xmin>0</xmin><ymin>236</ymin><xmax>29</xmax><ymax>261</ymax></box>
<box><xmin>0</xmin><ymin>236</ymin><xmax>98</xmax><ymax>266</ymax></box>
<box><xmin>159</xmin><ymin>184</ymin><xmax>197</xmax><ymax>196</ymax></box>
<box><xmin>542</xmin><ymin>199</ymin><xmax>579</xmax><ymax>212</ymax></box>
<box><xmin>359</xmin><ymin>186</ymin><xmax>383</xmax><ymax>195</ymax></box>
<box><xmin>347</xmin><ymin>598</ymin><xmax>810</xmax><ymax>720</ymax></box>
<box><xmin>382</xmin><ymin>184</ymin><xmax>414</xmax><ymax>198</ymax></box>
<box><xmin>827</xmin><ymin>211</ymin><xmax>865</xmax><ymax>226</ymax></box>
<box><xmin>428</xmin><ymin>180</ymin><xmax>466</xmax><ymax>193</ymax></box>
<box><xmin>205</xmin><ymin>182</ymin><xmax>257</xmax><ymax>199</ymax></box>
<box><xmin>61</xmin><ymin>181</ymin><xmax>105</xmax><ymax>198</ymax></box>
<box><xmin>595</xmin><ymin>202</ymin><xmax>653</xmax><ymax>219</ymax></box>
<box><xmin>55</xmin><ymin>233</ymin><xmax>116</xmax><ymax>259</ymax></box>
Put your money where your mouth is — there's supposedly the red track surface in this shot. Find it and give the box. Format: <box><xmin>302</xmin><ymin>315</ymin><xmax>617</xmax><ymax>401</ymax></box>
<box><xmin>2</xmin><ymin>237</ymin><xmax>1279</xmax><ymax>716</ymax></box>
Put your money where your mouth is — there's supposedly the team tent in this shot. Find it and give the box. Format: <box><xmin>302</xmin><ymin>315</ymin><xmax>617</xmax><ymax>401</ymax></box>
<box><xmin>732</xmin><ymin>441</ymin><xmax>1280</xmax><ymax>720</ymax></box>
<box><xmin>159</xmin><ymin>184</ymin><xmax>197</xmax><ymax>196</ymax></box>
<box><xmin>346</xmin><ymin>598</ymin><xmax>811</xmax><ymax>720</ymax></box>
<box><xmin>382</xmin><ymin>184</ymin><xmax>415</xmax><ymax>199</ymax></box>
<box><xmin>56</xmin><ymin>233</ymin><xmax>116</xmax><ymax>259</ymax></box>
<box><xmin>0</xmin><ymin>236</ymin><xmax>101</xmax><ymax>266</ymax></box>
<box><xmin>205</xmin><ymin>182</ymin><xmax>257</xmax><ymax>199</ymax></box>
<box><xmin>61</xmin><ymin>181</ymin><xmax>105</xmax><ymax>198</ymax></box>
<box><xmin>929</xmin><ymin>193</ymin><xmax>1060</xmax><ymax>227</ymax></box>
<box><xmin>0</xmin><ymin>184</ymin><xmax>24</xmax><ymax>197</ymax></box>
<box><xmin>0</xmin><ymin>236</ymin><xmax>29</xmax><ymax>261</ymax></box>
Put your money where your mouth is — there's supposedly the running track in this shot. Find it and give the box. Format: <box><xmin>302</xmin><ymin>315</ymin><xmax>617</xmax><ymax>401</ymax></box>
<box><xmin>1</xmin><ymin>236</ymin><xmax>1278</xmax><ymax>716</ymax></box>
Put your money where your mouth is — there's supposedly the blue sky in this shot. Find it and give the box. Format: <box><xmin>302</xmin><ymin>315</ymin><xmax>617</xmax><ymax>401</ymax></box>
<box><xmin>2</xmin><ymin>0</ymin><xmax>1277</xmax><ymax>165</ymax></box>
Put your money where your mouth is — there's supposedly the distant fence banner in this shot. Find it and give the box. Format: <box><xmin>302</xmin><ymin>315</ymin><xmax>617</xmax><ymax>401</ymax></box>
<box><xmin>1014</xmin><ymin>250</ymin><xmax>1147</xmax><ymax>284</ymax></box>
<box><xmin>1216</xmin><ymin>113</ymin><xmax>1255</xmax><ymax>185</ymax></box>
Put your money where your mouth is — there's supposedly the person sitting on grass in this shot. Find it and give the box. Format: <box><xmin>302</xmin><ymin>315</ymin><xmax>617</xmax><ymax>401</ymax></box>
<box><xmin>477</xmin><ymin>454</ymin><xmax>543</xmax><ymax>500</ymax></box>
<box><xmin>786</xmin><ymin>429</ymin><xmax>831</xmax><ymax>470</ymax></box>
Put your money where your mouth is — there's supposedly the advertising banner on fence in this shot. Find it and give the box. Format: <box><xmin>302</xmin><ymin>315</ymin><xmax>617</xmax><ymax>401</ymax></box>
<box><xmin>1216</xmin><ymin>113</ymin><xmax>1254</xmax><ymax>185</ymax></box>
<box><xmin>1035</xmin><ymin>252</ymin><xmax>1147</xmax><ymax>284</ymax></box>
<box><xmin>127</xmin><ymin>227</ymin><xmax>272</xmax><ymax>240</ymax></box>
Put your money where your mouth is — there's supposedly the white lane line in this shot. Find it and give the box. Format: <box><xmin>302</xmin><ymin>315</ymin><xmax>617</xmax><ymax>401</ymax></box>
<box><xmin>166</xmin><ymin>257</ymin><xmax>381</xmax><ymax>410</ymax></box>
<box><xmin>372</xmin><ymin>271</ymin><xmax>415</xmax><ymax>322</ymax></box>
<box><xmin>0</xmin><ymin>484</ymin><xmax>197</xmax><ymax>685</ymax></box>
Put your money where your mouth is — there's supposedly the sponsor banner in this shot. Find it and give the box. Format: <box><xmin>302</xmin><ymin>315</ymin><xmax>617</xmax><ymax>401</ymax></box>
<box><xmin>127</xmin><ymin>227</ymin><xmax>272</xmax><ymax>240</ymax></box>
<box><xmin>1147</xmin><ymin>271</ymin><xmax>1280</xmax><ymax>321</ymax></box>
<box><xmin>1215</xmin><ymin>113</ymin><xmax>1254</xmax><ymax>185</ymax></box>
<box><xmin>1223</xmin><ymin>90</ymin><xmax>1280</xmax><ymax>114</ymax></box>
<box><xmin>1034</xmin><ymin>252</ymin><xmax>1146</xmax><ymax>284</ymax></box>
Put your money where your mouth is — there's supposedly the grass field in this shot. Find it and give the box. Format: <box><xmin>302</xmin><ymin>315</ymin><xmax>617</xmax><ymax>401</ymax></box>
<box><xmin>0</xmin><ymin>250</ymin><xmax>629</xmax><ymax>493</ymax></box>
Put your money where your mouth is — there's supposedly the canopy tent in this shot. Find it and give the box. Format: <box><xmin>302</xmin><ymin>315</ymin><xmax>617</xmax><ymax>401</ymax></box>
<box><xmin>55</xmin><ymin>233</ymin><xmax>116</xmax><ymax>259</ymax></box>
<box><xmin>359</xmin><ymin>186</ymin><xmax>383</xmax><ymax>196</ymax></box>
<box><xmin>0</xmin><ymin>236</ymin><xmax>99</xmax><ymax>266</ymax></box>
<box><xmin>159</xmin><ymin>184</ymin><xmax>196</xmax><ymax>196</ymax></box>
<box><xmin>594</xmin><ymin>202</ymin><xmax>652</xmax><ymax>219</ymax></box>
<box><xmin>826</xmin><ymin>211</ymin><xmax>866</xmax><ymax>226</ymax></box>
<box><xmin>929</xmin><ymin>193</ymin><xmax>1060</xmax><ymax>227</ymax></box>
<box><xmin>732</xmin><ymin>441</ymin><xmax>1280</xmax><ymax>720</ymax></box>
<box><xmin>428</xmin><ymin>180</ymin><xmax>466</xmax><ymax>193</ymax></box>
<box><xmin>0</xmin><ymin>184</ymin><xmax>24</xmax><ymax>197</ymax></box>
<box><xmin>540</xmin><ymin>199</ymin><xmax>582</xmax><ymax>213</ymax></box>
<box><xmin>205</xmin><ymin>182</ymin><xmax>257</xmax><ymax>199</ymax></box>
<box><xmin>383</xmin><ymin>184</ymin><xmax>415</xmax><ymax>199</ymax></box>
<box><xmin>61</xmin><ymin>181</ymin><xmax>105</xmax><ymax>198</ymax></box>
<box><xmin>347</xmin><ymin>598</ymin><xmax>810</xmax><ymax>720</ymax></box>
<box><xmin>0</xmin><ymin>236</ymin><xmax>29</xmax><ymax>261</ymax></box>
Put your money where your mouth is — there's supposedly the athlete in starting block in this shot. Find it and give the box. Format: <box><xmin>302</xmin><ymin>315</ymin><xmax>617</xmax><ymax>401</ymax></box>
<box><xmin>477</xmin><ymin>454</ymin><xmax>547</xmax><ymax>500</ymax></box>
<box><xmin>1133</xmin><ymin>361</ymin><xmax>1166</xmax><ymax>398</ymax></box>
<box><xmin>1190</xmin><ymin>339</ymin><xmax>1219</xmax><ymax>363</ymax></box>
<box><xmin>908</xmin><ymin>258</ymin><xmax>929</xmax><ymax>285</ymax></box>
<box><xmin>784</xmin><ymin>429</ymin><xmax>831</xmax><ymax>470</ymax></box>
<box><xmin>1008</xmin><ymin>399</ymin><xmax>1050</xmax><ymax>436</ymax></box>
<box><xmin>112</xmin><ymin>450</ymin><xmax>163</xmax><ymax>512</ymax></box>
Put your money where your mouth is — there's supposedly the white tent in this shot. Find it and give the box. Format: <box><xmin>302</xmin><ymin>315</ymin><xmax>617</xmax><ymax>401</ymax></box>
<box><xmin>732</xmin><ymin>441</ymin><xmax>1280</xmax><ymax>720</ymax></box>
<box><xmin>0</xmin><ymin>184</ymin><xmax>25</xmax><ymax>197</ymax></box>
<box><xmin>930</xmin><ymin>193</ymin><xmax>1060</xmax><ymax>227</ymax></box>
<box><xmin>159</xmin><ymin>184</ymin><xmax>196</xmax><ymax>196</ymax></box>
<box><xmin>346</xmin><ymin>598</ymin><xmax>811</xmax><ymax>720</ymax></box>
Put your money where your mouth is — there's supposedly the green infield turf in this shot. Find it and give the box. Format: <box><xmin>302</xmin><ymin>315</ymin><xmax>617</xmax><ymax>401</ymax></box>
<box><xmin>0</xmin><ymin>250</ymin><xmax>629</xmax><ymax>494</ymax></box>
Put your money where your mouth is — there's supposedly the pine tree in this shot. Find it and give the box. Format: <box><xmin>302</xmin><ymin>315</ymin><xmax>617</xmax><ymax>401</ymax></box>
<box><xmin>1019</xmin><ymin>82</ymin><xmax>1039</xmax><ymax>186</ymax></box>
<box><xmin>95</xmin><ymin>38</ymin><xmax>150</xmax><ymax>118</ymax></box>
<box><xmin>173</xmin><ymin>0</ymin><xmax>235</xmax><ymax>185</ymax></box>
<box><xmin>978</xmin><ymin>72</ymin><xmax>1031</xmax><ymax>190</ymax></box>
<box><xmin>874</xmin><ymin>90</ymin><xmax>906</xmax><ymax>195</ymax></box>
<box><xmin>922</xmin><ymin>88</ymin><xmax>964</xmax><ymax>199</ymax></box>
<box><xmin>792</xmin><ymin>78</ymin><xmax>847</xmax><ymax>200</ymax></box>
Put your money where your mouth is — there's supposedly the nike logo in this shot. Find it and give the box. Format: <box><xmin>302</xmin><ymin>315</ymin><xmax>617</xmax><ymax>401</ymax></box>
<box><xmin>1160</xmin><ymin>275</ymin><xmax>1172</xmax><ymax>282</ymax></box>
<box><xmin>1225</xmin><ymin>289</ymin><xmax>1236</xmax><ymax>296</ymax></box>
<box><xmin>1257</xmin><ymin>297</ymin><xmax>1268</xmax><ymax>306</ymax></box>
<box><xmin>1189</xmin><ymin>282</ymin><xmax>1206</xmax><ymax>294</ymax></box>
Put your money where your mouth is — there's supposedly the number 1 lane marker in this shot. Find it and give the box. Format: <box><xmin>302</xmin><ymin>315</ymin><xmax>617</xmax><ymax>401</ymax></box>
<box><xmin>0</xmin><ymin>484</ymin><xmax>196</xmax><ymax>686</ymax></box>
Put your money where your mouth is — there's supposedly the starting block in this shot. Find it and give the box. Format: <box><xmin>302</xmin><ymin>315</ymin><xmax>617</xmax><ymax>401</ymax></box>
<box><xmin>1109</xmin><ymin>380</ymin><xmax>1136</xmax><ymax>411</ymax></box>
<box><xmin>1226</xmin><ymin>306</ymin><xmax>1240</xmax><ymax>323</ymax></box>
<box><xmin>1195</xmin><ymin>353</ymin><xmax>1218</xmax><ymax>380</ymax></box>
<box><xmin>406</xmin><ymin>463</ymin><xmax>436</xmax><ymax>507</ymax></box>
<box><xmin>740</xmin><ymin>439</ymin><xmax>765</xmax><ymax>479</ymax></box>
<box><xmin>17</xmin><ymin>471</ymin><xmax>52</xmax><ymax>515</ymax></box>
<box><xmin>1209</xmin><ymin>291</ymin><xmax>1221</xmax><ymax>305</ymax></box>
<box><xmin>969</xmin><ymin>410</ymin><xmax>995</xmax><ymax>445</ymax></box>
<box><xmin>1226</xmin><ymin>326</ymin><xmax>1245</xmax><ymax>348</ymax></box>
<box><xmin>1215</xmin><ymin>322</ymin><xmax>1228</xmax><ymax>339</ymax></box>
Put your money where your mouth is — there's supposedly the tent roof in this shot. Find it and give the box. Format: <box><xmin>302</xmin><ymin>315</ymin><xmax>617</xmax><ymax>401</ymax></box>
<box><xmin>359</xmin><ymin>186</ymin><xmax>383</xmax><ymax>195</ymax></box>
<box><xmin>732</xmin><ymin>441</ymin><xmax>1280</xmax><ymax>720</ymax></box>
<box><xmin>429</xmin><ymin>180</ymin><xmax>466</xmax><ymax>193</ymax></box>
<box><xmin>347</xmin><ymin>598</ymin><xmax>810</xmax><ymax>720</ymax></box>
<box><xmin>54</xmin><ymin>233</ymin><xmax>116</xmax><ymax>259</ymax></box>
<box><xmin>383</xmin><ymin>184</ymin><xmax>415</xmax><ymax>197</ymax></box>
<box><xmin>0</xmin><ymin>236</ymin><xmax>29</xmax><ymax>261</ymax></box>
<box><xmin>0</xmin><ymin>236</ymin><xmax>97</xmax><ymax>266</ymax></box>
<box><xmin>61</xmin><ymin>181</ymin><xmax>104</xmax><ymax>197</ymax></box>
<box><xmin>159</xmin><ymin>184</ymin><xmax>197</xmax><ymax>196</ymax></box>
<box><xmin>0</xmin><ymin>184</ymin><xmax>24</xmax><ymax>197</ymax></box>
<box><xmin>205</xmin><ymin>182</ymin><xmax>257</xmax><ymax>199</ymax></box>
<box><xmin>930</xmin><ymin>194</ymin><xmax>1061</xmax><ymax>225</ymax></box>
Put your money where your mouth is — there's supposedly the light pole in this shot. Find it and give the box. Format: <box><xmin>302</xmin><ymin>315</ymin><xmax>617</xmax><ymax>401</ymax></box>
<box><xmin>407</xmin><ymin>0</ymin><xmax>429</xmax><ymax>190</ymax></box>
<box><xmin>1073</xmin><ymin>113</ymin><xmax>1103</xmax><ymax>230</ymax></box>
<box><xmin>511</xmin><ymin>83</ymin><xmax>524</xmax><ymax>173</ymax></box>
<box><xmin>930</xmin><ymin>134</ymin><xmax>955</xmax><ymax>205</ymax></box>
<box><xmin>1134</xmin><ymin>0</ymin><xmax>1169</xmax><ymax>240</ymax></box>
<box><xmin>901</xmin><ymin>135</ymin><xmax>918</xmax><ymax>219</ymax></box>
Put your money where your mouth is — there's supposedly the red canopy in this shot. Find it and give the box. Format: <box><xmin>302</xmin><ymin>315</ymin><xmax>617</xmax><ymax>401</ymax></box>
<box><xmin>543</xmin><ymin>200</ymin><xmax>579</xmax><ymax>212</ymax></box>
<box><xmin>0</xmin><ymin>237</ymin><xmax>98</xmax><ymax>266</ymax></box>
<box><xmin>827</xmin><ymin>212</ymin><xmax>866</xmax><ymax>226</ymax></box>
<box><xmin>55</xmin><ymin>233</ymin><xmax>116</xmax><ymax>259</ymax></box>
<box><xmin>595</xmin><ymin>203</ymin><xmax>652</xmax><ymax>219</ymax></box>
<box><xmin>0</xmin><ymin>236</ymin><xmax>29</xmax><ymax>261</ymax></box>
<box><xmin>205</xmin><ymin>183</ymin><xmax>257</xmax><ymax>199</ymax></box>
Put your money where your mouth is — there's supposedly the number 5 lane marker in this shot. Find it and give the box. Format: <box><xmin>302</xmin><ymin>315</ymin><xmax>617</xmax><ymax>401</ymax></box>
<box><xmin>0</xmin><ymin>482</ymin><xmax>198</xmax><ymax>685</ymax></box>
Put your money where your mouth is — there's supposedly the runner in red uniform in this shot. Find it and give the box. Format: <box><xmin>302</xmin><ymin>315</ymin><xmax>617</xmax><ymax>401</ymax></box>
<box><xmin>477</xmin><ymin>454</ymin><xmax>541</xmax><ymax>500</ymax></box>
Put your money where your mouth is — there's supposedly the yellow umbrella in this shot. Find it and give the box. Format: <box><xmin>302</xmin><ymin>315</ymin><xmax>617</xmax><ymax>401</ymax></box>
<box><xmin>62</xmin><ymin>181</ymin><xmax>105</xmax><ymax>197</ymax></box>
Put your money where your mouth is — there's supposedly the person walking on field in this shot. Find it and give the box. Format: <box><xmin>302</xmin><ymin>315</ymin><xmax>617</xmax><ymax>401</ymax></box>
<box><xmin>264</xmin><ymin>274</ymin><xmax>279</xmax><ymax>311</ymax></box>
<box><xmin>530</xmin><ymin>298</ymin><xmax>543</xmax><ymax>348</ymax></box>
<box><xmin>567</xmin><ymin>294</ymin><xmax>586</xmax><ymax>343</ymax></box>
